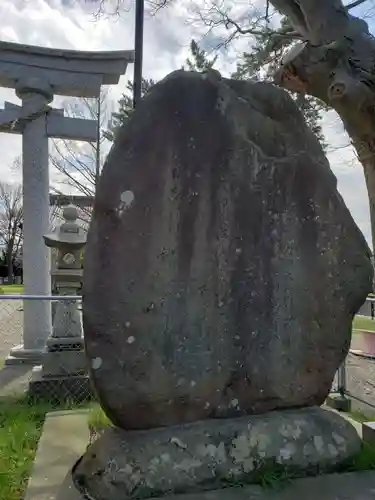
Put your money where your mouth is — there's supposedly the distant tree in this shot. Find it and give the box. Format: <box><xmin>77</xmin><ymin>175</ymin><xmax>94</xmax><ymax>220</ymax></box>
<box><xmin>104</xmin><ymin>78</ymin><xmax>156</xmax><ymax>141</ymax></box>
<box><xmin>185</xmin><ymin>39</ymin><xmax>217</xmax><ymax>72</ymax></box>
<box><xmin>0</xmin><ymin>177</ymin><xmax>23</xmax><ymax>283</ymax></box>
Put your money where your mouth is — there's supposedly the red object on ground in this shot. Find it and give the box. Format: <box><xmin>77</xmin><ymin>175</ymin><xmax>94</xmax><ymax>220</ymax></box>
<box><xmin>351</xmin><ymin>330</ymin><xmax>375</xmax><ymax>358</ymax></box>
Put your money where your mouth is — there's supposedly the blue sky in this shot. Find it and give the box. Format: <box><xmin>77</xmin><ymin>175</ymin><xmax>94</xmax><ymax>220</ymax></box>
<box><xmin>0</xmin><ymin>0</ymin><xmax>373</xmax><ymax>245</ymax></box>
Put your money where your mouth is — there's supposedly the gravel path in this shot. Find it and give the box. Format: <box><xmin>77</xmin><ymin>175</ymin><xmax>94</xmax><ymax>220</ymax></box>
<box><xmin>0</xmin><ymin>300</ymin><xmax>30</xmax><ymax>396</ymax></box>
<box><xmin>0</xmin><ymin>300</ymin><xmax>23</xmax><ymax>360</ymax></box>
<box><xmin>345</xmin><ymin>353</ymin><xmax>375</xmax><ymax>416</ymax></box>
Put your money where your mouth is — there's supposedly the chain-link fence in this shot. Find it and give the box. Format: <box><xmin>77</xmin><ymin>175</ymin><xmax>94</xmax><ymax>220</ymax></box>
<box><xmin>329</xmin><ymin>297</ymin><xmax>375</xmax><ymax>417</ymax></box>
<box><xmin>331</xmin><ymin>358</ymin><xmax>375</xmax><ymax>416</ymax></box>
<box><xmin>0</xmin><ymin>294</ymin><xmax>94</xmax><ymax>406</ymax></box>
<box><xmin>331</xmin><ymin>360</ymin><xmax>375</xmax><ymax>417</ymax></box>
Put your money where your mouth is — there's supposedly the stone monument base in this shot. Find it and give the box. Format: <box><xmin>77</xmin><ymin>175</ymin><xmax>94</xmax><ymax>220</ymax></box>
<box><xmin>28</xmin><ymin>335</ymin><xmax>93</xmax><ymax>403</ymax></box>
<box><xmin>43</xmin><ymin>336</ymin><xmax>87</xmax><ymax>376</ymax></box>
<box><xmin>6</xmin><ymin>344</ymin><xmax>44</xmax><ymax>365</ymax></box>
<box><xmin>29</xmin><ymin>366</ymin><xmax>93</xmax><ymax>403</ymax></box>
<box><xmin>73</xmin><ymin>407</ymin><xmax>360</xmax><ymax>500</ymax></box>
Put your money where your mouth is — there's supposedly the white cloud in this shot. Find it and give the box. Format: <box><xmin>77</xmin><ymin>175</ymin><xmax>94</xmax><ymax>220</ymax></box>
<box><xmin>0</xmin><ymin>0</ymin><xmax>371</xmax><ymax>248</ymax></box>
<box><xmin>321</xmin><ymin>110</ymin><xmax>371</xmax><ymax>247</ymax></box>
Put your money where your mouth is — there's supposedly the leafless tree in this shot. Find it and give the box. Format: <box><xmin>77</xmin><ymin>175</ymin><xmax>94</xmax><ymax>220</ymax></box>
<box><xmin>93</xmin><ymin>0</ymin><xmax>375</xmax><ymax>248</ymax></box>
<box><xmin>0</xmin><ymin>174</ymin><xmax>23</xmax><ymax>283</ymax></box>
<box><xmin>50</xmin><ymin>89</ymin><xmax>112</xmax><ymax>225</ymax></box>
<box><xmin>91</xmin><ymin>0</ymin><xmax>168</xmax><ymax>17</ymax></box>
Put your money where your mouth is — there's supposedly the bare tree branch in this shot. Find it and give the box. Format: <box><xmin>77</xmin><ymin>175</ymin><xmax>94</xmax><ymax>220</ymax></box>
<box><xmin>50</xmin><ymin>89</ymin><xmax>110</xmax><ymax>199</ymax></box>
<box><xmin>266</xmin><ymin>0</ymin><xmax>271</xmax><ymax>20</ymax></box>
<box><xmin>346</xmin><ymin>0</ymin><xmax>370</xmax><ymax>10</ymax></box>
<box><xmin>188</xmin><ymin>0</ymin><xmax>302</xmax><ymax>52</ymax></box>
<box><xmin>221</xmin><ymin>14</ymin><xmax>300</xmax><ymax>38</ymax></box>
<box><xmin>0</xmin><ymin>170</ymin><xmax>23</xmax><ymax>282</ymax></box>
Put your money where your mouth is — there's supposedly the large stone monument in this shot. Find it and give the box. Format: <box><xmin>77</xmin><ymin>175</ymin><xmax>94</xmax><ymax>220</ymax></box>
<box><xmin>0</xmin><ymin>41</ymin><xmax>134</xmax><ymax>365</ymax></box>
<box><xmin>29</xmin><ymin>205</ymin><xmax>90</xmax><ymax>401</ymax></box>
<box><xmin>74</xmin><ymin>71</ymin><xmax>372</xmax><ymax>499</ymax></box>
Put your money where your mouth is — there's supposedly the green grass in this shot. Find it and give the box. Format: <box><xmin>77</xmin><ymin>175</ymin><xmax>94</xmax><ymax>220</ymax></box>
<box><xmin>344</xmin><ymin>442</ymin><xmax>375</xmax><ymax>472</ymax></box>
<box><xmin>0</xmin><ymin>397</ymin><xmax>54</xmax><ymax>500</ymax></box>
<box><xmin>87</xmin><ymin>404</ymin><xmax>112</xmax><ymax>434</ymax></box>
<box><xmin>0</xmin><ymin>285</ymin><xmax>24</xmax><ymax>295</ymax></box>
<box><xmin>0</xmin><ymin>396</ymin><xmax>93</xmax><ymax>500</ymax></box>
<box><xmin>353</xmin><ymin>315</ymin><xmax>375</xmax><ymax>332</ymax></box>
<box><xmin>349</xmin><ymin>410</ymin><xmax>374</xmax><ymax>423</ymax></box>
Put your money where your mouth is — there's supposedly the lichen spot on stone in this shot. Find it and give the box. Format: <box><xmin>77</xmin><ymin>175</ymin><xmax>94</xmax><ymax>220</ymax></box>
<box><xmin>328</xmin><ymin>444</ymin><xmax>338</xmax><ymax>457</ymax></box>
<box><xmin>197</xmin><ymin>443</ymin><xmax>227</xmax><ymax>464</ymax></box>
<box><xmin>332</xmin><ymin>432</ymin><xmax>345</xmax><ymax>447</ymax></box>
<box><xmin>117</xmin><ymin>190</ymin><xmax>135</xmax><ymax>216</ymax></box>
<box><xmin>121</xmin><ymin>190</ymin><xmax>135</xmax><ymax>206</ymax></box>
<box><xmin>173</xmin><ymin>457</ymin><xmax>203</xmax><ymax>473</ymax></box>
<box><xmin>242</xmin><ymin>458</ymin><xmax>255</xmax><ymax>473</ymax></box>
<box><xmin>127</xmin><ymin>336</ymin><xmax>135</xmax><ymax>344</ymax></box>
<box><xmin>251</xmin><ymin>433</ymin><xmax>271</xmax><ymax>452</ymax></box>
<box><xmin>91</xmin><ymin>357</ymin><xmax>102</xmax><ymax>370</ymax></box>
<box><xmin>230</xmin><ymin>434</ymin><xmax>251</xmax><ymax>463</ymax></box>
<box><xmin>160</xmin><ymin>453</ymin><xmax>171</xmax><ymax>463</ymax></box>
<box><xmin>280</xmin><ymin>423</ymin><xmax>299</xmax><ymax>439</ymax></box>
<box><xmin>313</xmin><ymin>435</ymin><xmax>324</xmax><ymax>454</ymax></box>
<box><xmin>277</xmin><ymin>443</ymin><xmax>296</xmax><ymax>462</ymax></box>
<box><xmin>170</xmin><ymin>437</ymin><xmax>188</xmax><ymax>450</ymax></box>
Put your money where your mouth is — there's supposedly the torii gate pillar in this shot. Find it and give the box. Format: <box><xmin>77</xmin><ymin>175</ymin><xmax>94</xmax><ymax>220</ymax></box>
<box><xmin>10</xmin><ymin>79</ymin><xmax>54</xmax><ymax>363</ymax></box>
<box><xmin>0</xmin><ymin>42</ymin><xmax>134</xmax><ymax>365</ymax></box>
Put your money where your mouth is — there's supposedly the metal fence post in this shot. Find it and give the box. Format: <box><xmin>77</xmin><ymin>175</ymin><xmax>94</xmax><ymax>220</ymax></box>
<box><xmin>337</xmin><ymin>361</ymin><xmax>346</xmax><ymax>397</ymax></box>
<box><xmin>327</xmin><ymin>359</ymin><xmax>351</xmax><ymax>412</ymax></box>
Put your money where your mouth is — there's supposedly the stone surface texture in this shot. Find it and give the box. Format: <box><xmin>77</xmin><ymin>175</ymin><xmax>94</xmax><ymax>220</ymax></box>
<box><xmin>73</xmin><ymin>407</ymin><xmax>361</xmax><ymax>500</ymax></box>
<box><xmin>83</xmin><ymin>70</ymin><xmax>372</xmax><ymax>430</ymax></box>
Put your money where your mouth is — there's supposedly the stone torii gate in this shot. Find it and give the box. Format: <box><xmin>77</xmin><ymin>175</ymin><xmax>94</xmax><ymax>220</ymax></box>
<box><xmin>0</xmin><ymin>41</ymin><xmax>134</xmax><ymax>364</ymax></box>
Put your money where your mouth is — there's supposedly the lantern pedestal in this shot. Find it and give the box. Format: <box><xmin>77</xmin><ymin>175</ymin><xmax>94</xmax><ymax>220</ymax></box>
<box><xmin>28</xmin><ymin>205</ymin><xmax>92</xmax><ymax>403</ymax></box>
<box><xmin>29</xmin><ymin>368</ymin><xmax>92</xmax><ymax>403</ymax></box>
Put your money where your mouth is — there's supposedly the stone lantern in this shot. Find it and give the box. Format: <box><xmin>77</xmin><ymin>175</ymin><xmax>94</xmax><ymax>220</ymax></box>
<box><xmin>29</xmin><ymin>205</ymin><xmax>91</xmax><ymax>402</ymax></box>
<box><xmin>46</xmin><ymin>205</ymin><xmax>86</xmax><ymax>297</ymax></box>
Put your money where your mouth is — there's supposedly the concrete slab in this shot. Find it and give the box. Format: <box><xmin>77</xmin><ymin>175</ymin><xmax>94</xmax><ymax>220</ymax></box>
<box><xmin>363</xmin><ymin>421</ymin><xmax>375</xmax><ymax>444</ymax></box>
<box><xmin>25</xmin><ymin>409</ymin><xmax>89</xmax><ymax>500</ymax></box>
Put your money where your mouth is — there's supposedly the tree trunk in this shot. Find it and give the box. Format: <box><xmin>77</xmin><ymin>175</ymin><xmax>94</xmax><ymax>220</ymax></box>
<box><xmin>353</xmin><ymin>138</ymin><xmax>375</xmax><ymax>250</ymax></box>
<box><xmin>269</xmin><ymin>0</ymin><xmax>375</xmax><ymax>248</ymax></box>
<box><xmin>6</xmin><ymin>246</ymin><xmax>13</xmax><ymax>284</ymax></box>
